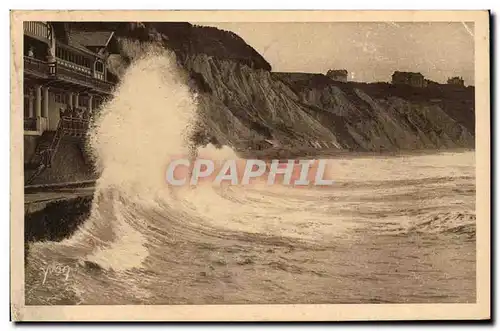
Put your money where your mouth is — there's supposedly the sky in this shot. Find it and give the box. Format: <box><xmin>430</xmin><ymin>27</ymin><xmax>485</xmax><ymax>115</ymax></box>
<box><xmin>200</xmin><ymin>22</ymin><xmax>475</xmax><ymax>85</ymax></box>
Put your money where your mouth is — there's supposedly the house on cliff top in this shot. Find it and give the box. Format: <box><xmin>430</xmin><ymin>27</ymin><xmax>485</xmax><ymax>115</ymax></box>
<box><xmin>23</xmin><ymin>22</ymin><xmax>119</xmax><ymax>185</ymax></box>
<box><xmin>447</xmin><ymin>76</ymin><xmax>465</xmax><ymax>87</ymax></box>
<box><xmin>326</xmin><ymin>69</ymin><xmax>348</xmax><ymax>82</ymax></box>
<box><xmin>391</xmin><ymin>71</ymin><xmax>425</xmax><ymax>88</ymax></box>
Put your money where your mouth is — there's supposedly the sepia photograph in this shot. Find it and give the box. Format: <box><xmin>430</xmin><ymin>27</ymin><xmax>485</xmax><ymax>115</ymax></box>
<box><xmin>10</xmin><ymin>10</ymin><xmax>490</xmax><ymax>321</ymax></box>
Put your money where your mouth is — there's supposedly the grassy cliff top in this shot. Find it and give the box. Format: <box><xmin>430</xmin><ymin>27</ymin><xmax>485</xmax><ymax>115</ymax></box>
<box><xmin>62</xmin><ymin>22</ymin><xmax>272</xmax><ymax>71</ymax></box>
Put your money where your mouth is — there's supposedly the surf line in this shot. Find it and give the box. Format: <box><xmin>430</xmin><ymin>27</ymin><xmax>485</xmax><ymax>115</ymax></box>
<box><xmin>165</xmin><ymin>159</ymin><xmax>334</xmax><ymax>186</ymax></box>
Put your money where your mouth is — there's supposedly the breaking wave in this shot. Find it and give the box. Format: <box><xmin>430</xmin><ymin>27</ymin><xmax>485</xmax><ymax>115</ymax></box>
<box><xmin>25</xmin><ymin>48</ymin><xmax>476</xmax><ymax>305</ymax></box>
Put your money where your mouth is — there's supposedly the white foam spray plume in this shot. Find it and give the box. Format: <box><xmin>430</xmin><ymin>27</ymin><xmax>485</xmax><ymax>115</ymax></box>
<box><xmin>79</xmin><ymin>45</ymin><xmax>321</xmax><ymax>257</ymax></box>
<box><xmin>68</xmin><ymin>46</ymin><xmax>205</xmax><ymax>270</ymax></box>
<box><xmin>77</xmin><ymin>45</ymin><xmax>263</xmax><ymax>272</ymax></box>
<box><xmin>88</xmin><ymin>46</ymin><xmax>198</xmax><ymax>198</ymax></box>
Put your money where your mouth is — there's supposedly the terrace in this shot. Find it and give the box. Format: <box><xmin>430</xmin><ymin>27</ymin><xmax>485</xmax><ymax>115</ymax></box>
<box><xmin>24</xmin><ymin>56</ymin><xmax>114</xmax><ymax>94</ymax></box>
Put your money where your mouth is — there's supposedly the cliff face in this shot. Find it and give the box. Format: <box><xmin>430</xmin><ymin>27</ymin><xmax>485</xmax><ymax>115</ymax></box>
<box><xmin>275</xmin><ymin>73</ymin><xmax>475</xmax><ymax>151</ymax></box>
<box><xmin>183</xmin><ymin>54</ymin><xmax>345</xmax><ymax>149</ymax></box>
<box><xmin>70</xmin><ymin>22</ymin><xmax>476</xmax><ymax>153</ymax></box>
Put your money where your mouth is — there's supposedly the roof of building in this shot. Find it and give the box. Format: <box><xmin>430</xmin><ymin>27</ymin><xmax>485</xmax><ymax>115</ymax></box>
<box><xmin>392</xmin><ymin>71</ymin><xmax>424</xmax><ymax>77</ymax></box>
<box><xmin>69</xmin><ymin>31</ymin><xmax>115</xmax><ymax>48</ymax></box>
<box><xmin>327</xmin><ymin>69</ymin><xmax>348</xmax><ymax>75</ymax></box>
<box><xmin>64</xmin><ymin>37</ymin><xmax>97</xmax><ymax>56</ymax></box>
<box><xmin>61</xmin><ymin>31</ymin><xmax>115</xmax><ymax>58</ymax></box>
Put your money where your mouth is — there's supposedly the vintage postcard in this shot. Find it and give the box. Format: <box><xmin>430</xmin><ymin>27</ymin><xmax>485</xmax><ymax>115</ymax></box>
<box><xmin>10</xmin><ymin>10</ymin><xmax>490</xmax><ymax>321</ymax></box>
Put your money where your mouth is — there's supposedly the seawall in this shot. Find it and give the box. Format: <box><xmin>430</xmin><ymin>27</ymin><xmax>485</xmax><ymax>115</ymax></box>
<box><xmin>25</xmin><ymin>188</ymin><xmax>94</xmax><ymax>247</ymax></box>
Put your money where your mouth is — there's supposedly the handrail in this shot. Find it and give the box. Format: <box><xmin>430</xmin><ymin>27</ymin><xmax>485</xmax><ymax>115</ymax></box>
<box><xmin>56</xmin><ymin>65</ymin><xmax>114</xmax><ymax>93</ymax></box>
<box><xmin>24</xmin><ymin>56</ymin><xmax>49</xmax><ymax>76</ymax></box>
<box><xmin>60</xmin><ymin>116</ymin><xmax>90</xmax><ymax>131</ymax></box>
<box><xmin>26</xmin><ymin>115</ymin><xmax>91</xmax><ymax>184</ymax></box>
<box><xmin>46</xmin><ymin>118</ymin><xmax>64</xmax><ymax>166</ymax></box>
<box><xmin>24</xmin><ymin>56</ymin><xmax>46</xmax><ymax>66</ymax></box>
<box><xmin>45</xmin><ymin>116</ymin><xmax>90</xmax><ymax>164</ymax></box>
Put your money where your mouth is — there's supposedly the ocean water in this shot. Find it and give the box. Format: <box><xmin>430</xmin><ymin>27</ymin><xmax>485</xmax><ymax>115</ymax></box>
<box><xmin>24</xmin><ymin>49</ymin><xmax>476</xmax><ymax>305</ymax></box>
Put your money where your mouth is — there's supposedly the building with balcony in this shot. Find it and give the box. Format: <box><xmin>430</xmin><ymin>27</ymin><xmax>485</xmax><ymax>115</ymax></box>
<box><xmin>23</xmin><ymin>22</ymin><xmax>119</xmax><ymax>184</ymax></box>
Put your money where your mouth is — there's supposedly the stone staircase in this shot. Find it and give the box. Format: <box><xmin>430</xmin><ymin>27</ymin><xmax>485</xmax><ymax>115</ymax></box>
<box><xmin>26</xmin><ymin>116</ymin><xmax>93</xmax><ymax>185</ymax></box>
<box><xmin>25</xmin><ymin>128</ymin><xmax>63</xmax><ymax>185</ymax></box>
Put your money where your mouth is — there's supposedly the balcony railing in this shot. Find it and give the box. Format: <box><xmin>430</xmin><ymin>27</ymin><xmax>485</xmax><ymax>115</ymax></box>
<box><xmin>56</xmin><ymin>58</ymin><xmax>93</xmax><ymax>76</ymax></box>
<box><xmin>55</xmin><ymin>65</ymin><xmax>114</xmax><ymax>93</ymax></box>
<box><xmin>24</xmin><ymin>56</ymin><xmax>114</xmax><ymax>94</ymax></box>
<box><xmin>24</xmin><ymin>118</ymin><xmax>37</xmax><ymax>131</ymax></box>
<box><xmin>24</xmin><ymin>56</ymin><xmax>49</xmax><ymax>77</ymax></box>
<box><xmin>60</xmin><ymin>116</ymin><xmax>90</xmax><ymax>136</ymax></box>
